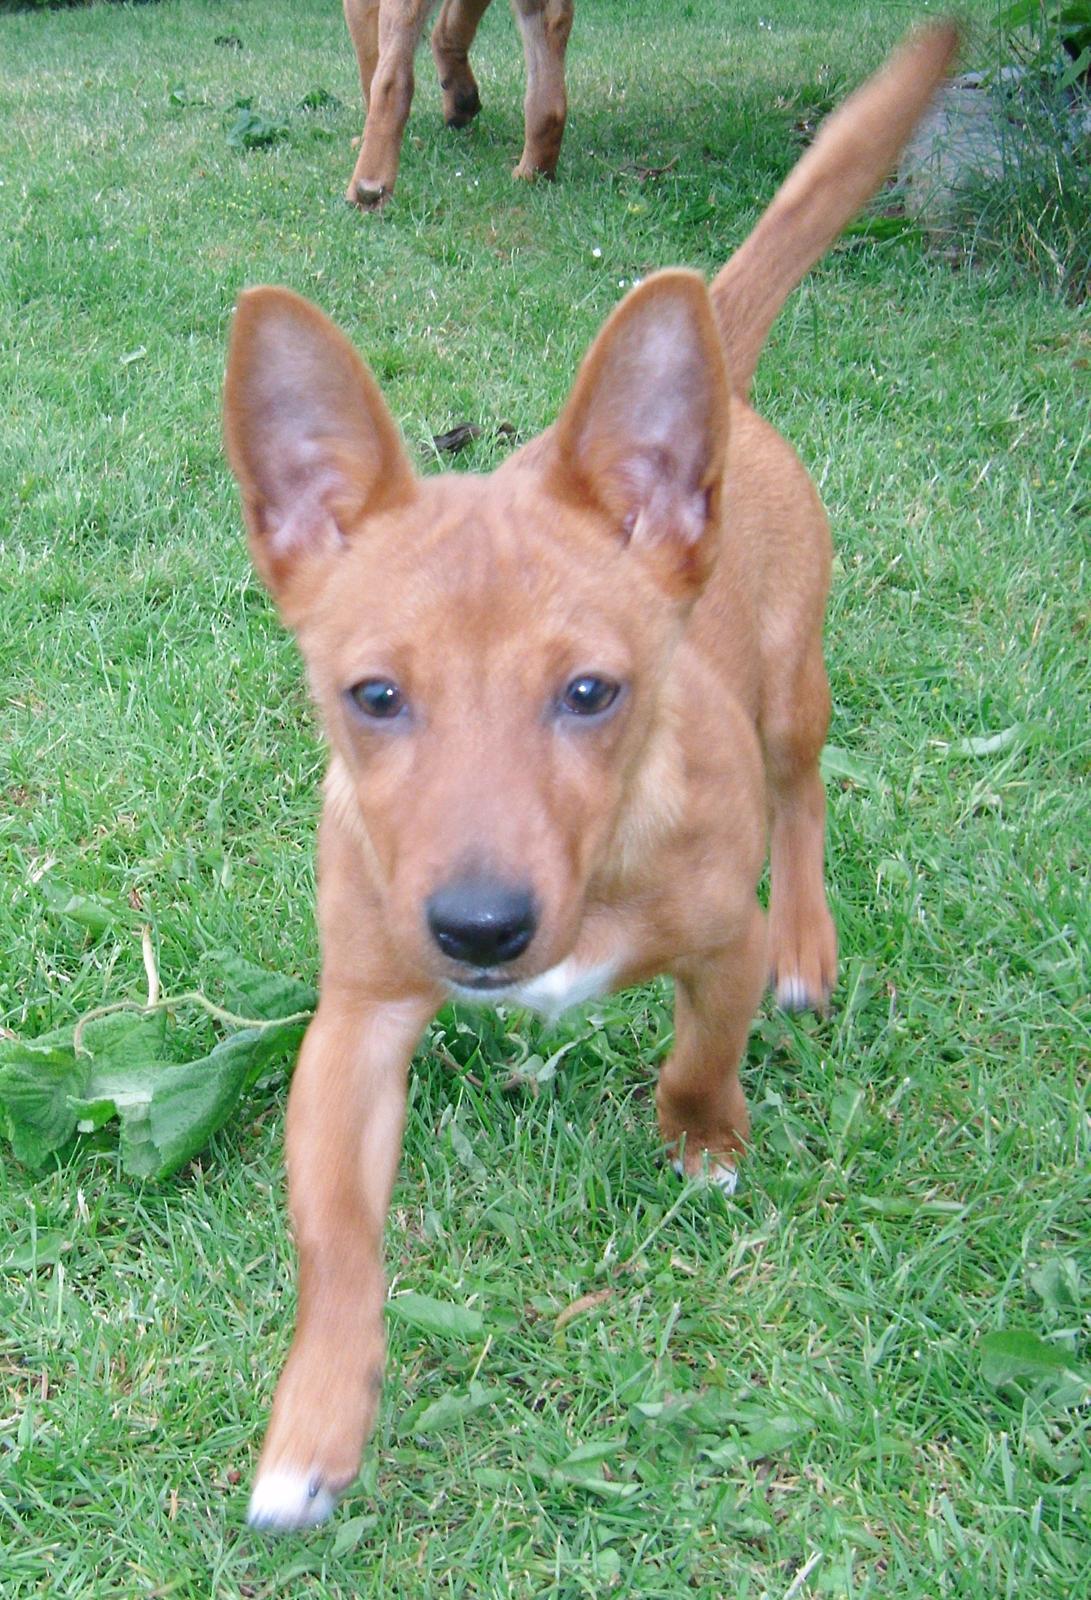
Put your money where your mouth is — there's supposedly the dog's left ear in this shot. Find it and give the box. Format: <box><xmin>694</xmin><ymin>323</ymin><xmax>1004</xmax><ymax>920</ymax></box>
<box><xmin>550</xmin><ymin>271</ymin><xmax>729</xmax><ymax>597</ymax></box>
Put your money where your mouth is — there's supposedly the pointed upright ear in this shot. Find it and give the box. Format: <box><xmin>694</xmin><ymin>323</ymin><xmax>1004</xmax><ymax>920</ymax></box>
<box><xmin>549</xmin><ymin>271</ymin><xmax>730</xmax><ymax>597</ymax></box>
<box><xmin>223</xmin><ymin>287</ymin><xmax>416</xmax><ymax>618</ymax></box>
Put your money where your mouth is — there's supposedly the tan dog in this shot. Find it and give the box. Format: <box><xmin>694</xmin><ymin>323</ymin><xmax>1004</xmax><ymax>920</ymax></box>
<box><xmin>342</xmin><ymin>0</ymin><xmax>574</xmax><ymax>207</ymax></box>
<box><xmin>225</xmin><ymin>22</ymin><xmax>958</xmax><ymax>1529</ymax></box>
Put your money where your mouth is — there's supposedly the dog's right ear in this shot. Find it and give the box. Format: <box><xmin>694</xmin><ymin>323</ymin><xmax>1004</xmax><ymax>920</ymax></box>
<box><xmin>223</xmin><ymin>287</ymin><xmax>416</xmax><ymax>618</ymax></box>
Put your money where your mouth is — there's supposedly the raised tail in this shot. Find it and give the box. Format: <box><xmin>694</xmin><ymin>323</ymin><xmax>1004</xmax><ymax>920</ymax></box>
<box><xmin>711</xmin><ymin>21</ymin><xmax>959</xmax><ymax>399</ymax></box>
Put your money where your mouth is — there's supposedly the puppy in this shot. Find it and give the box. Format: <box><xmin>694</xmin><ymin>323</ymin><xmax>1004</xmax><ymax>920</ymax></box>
<box><xmin>224</xmin><ymin>22</ymin><xmax>958</xmax><ymax>1529</ymax></box>
<box><xmin>343</xmin><ymin>0</ymin><xmax>573</xmax><ymax>207</ymax></box>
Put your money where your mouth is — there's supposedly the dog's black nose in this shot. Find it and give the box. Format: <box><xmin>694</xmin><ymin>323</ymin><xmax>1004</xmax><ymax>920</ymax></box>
<box><xmin>426</xmin><ymin>878</ymin><xmax>538</xmax><ymax>968</ymax></box>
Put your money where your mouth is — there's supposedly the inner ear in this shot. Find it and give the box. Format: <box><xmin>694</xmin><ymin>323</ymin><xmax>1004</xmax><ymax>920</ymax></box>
<box><xmin>549</xmin><ymin>271</ymin><xmax>730</xmax><ymax>594</ymax></box>
<box><xmin>223</xmin><ymin>287</ymin><xmax>416</xmax><ymax>612</ymax></box>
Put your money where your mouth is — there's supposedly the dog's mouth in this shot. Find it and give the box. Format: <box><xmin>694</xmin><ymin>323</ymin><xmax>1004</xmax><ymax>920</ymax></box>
<box><xmin>452</xmin><ymin>971</ymin><xmax>515</xmax><ymax>992</ymax></box>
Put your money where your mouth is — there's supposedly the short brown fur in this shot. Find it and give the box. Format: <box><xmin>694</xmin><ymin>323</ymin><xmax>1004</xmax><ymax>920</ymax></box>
<box><xmin>224</xmin><ymin>22</ymin><xmax>959</xmax><ymax>1529</ymax></box>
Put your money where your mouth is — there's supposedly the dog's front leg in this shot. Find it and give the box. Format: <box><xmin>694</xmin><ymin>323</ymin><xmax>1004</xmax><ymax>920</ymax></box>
<box><xmin>248</xmin><ymin>990</ymin><xmax>432</xmax><ymax>1530</ymax></box>
<box><xmin>658</xmin><ymin>903</ymin><xmax>768</xmax><ymax>1191</ymax></box>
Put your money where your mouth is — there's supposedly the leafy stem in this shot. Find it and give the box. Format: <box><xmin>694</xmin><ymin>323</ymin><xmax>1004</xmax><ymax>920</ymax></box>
<box><xmin>72</xmin><ymin>994</ymin><xmax>314</xmax><ymax>1057</ymax></box>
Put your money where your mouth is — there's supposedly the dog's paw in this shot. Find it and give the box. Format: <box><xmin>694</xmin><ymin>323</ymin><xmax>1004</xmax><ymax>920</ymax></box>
<box><xmin>348</xmin><ymin>178</ymin><xmax>391</xmax><ymax>211</ymax></box>
<box><xmin>512</xmin><ymin>160</ymin><xmax>557</xmax><ymax>183</ymax></box>
<box><xmin>247</xmin><ymin>1469</ymin><xmax>337</xmax><ymax>1532</ymax></box>
<box><xmin>672</xmin><ymin>1157</ymin><xmax>739</xmax><ymax>1196</ymax></box>
<box><xmin>769</xmin><ymin>904</ymin><xmax>837</xmax><ymax>1014</ymax></box>
<box><xmin>444</xmin><ymin>86</ymin><xmax>482</xmax><ymax>128</ymax></box>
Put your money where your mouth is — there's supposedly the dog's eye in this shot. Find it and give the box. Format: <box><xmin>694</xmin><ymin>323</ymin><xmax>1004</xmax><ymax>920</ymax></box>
<box><xmin>349</xmin><ymin>678</ymin><xmax>406</xmax><ymax>720</ymax></box>
<box><xmin>560</xmin><ymin>675</ymin><xmax>621</xmax><ymax>718</ymax></box>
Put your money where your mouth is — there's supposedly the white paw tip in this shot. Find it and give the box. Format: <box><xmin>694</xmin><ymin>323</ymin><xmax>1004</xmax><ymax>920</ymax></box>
<box><xmin>710</xmin><ymin>1161</ymin><xmax>739</xmax><ymax>1195</ymax></box>
<box><xmin>776</xmin><ymin>974</ymin><xmax>812</xmax><ymax>1012</ymax></box>
<box><xmin>671</xmin><ymin>1157</ymin><xmax>739</xmax><ymax>1195</ymax></box>
<box><xmin>247</xmin><ymin>1469</ymin><xmax>336</xmax><ymax>1531</ymax></box>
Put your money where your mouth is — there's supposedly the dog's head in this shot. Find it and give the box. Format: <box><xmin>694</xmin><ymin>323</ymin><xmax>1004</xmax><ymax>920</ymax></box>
<box><xmin>224</xmin><ymin>275</ymin><xmax>729</xmax><ymax>992</ymax></box>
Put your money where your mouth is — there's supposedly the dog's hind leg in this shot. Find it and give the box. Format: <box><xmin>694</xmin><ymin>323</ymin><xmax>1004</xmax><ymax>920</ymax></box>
<box><xmin>511</xmin><ymin>0</ymin><xmax>574</xmax><ymax>180</ymax></box>
<box><xmin>764</xmin><ymin>640</ymin><xmax>838</xmax><ymax>1013</ymax></box>
<box><xmin>658</xmin><ymin>905</ymin><xmax>768</xmax><ymax>1189</ymax></box>
<box><xmin>432</xmin><ymin>0</ymin><xmax>493</xmax><ymax>128</ymax></box>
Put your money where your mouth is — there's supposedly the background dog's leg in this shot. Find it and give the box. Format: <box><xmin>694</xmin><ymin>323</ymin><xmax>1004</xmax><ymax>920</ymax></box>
<box><xmin>344</xmin><ymin>0</ymin><xmax>381</xmax><ymax>108</ymax></box>
<box><xmin>765</xmin><ymin>642</ymin><xmax>838</xmax><ymax>1013</ymax></box>
<box><xmin>431</xmin><ymin>0</ymin><xmax>493</xmax><ymax>129</ymax></box>
<box><xmin>658</xmin><ymin>905</ymin><xmax>767</xmax><ymax>1188</ymax></box>
<box><xmin>511</xmin><ymin>0</ymin><xmax>573</xmax><ymax>180</ymax></box>
<box><xmin>345</xmin><ymin>0</ymin><xmax>432</xmax><ymax>207</ymax></box>
<box><xmin>248</xmin><ymin>993</ymin><xmax>430</xmax><ymax>1531</ymax></box>
<box><xmin>343</xmin><ymin>0</ymin><xmax>380</xmax><ymax>201</ymax></box>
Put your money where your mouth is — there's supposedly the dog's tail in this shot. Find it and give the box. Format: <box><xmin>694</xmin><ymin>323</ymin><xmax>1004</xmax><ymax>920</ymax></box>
<box><xmin>711</xmin><ymin>21</ymin><xmax>958</xmax><ymax>399</ymax></box>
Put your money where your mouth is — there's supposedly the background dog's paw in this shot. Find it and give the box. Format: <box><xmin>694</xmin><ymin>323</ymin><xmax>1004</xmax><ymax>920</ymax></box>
<box><xmin>444</xmin><ymin>86</ymin><xmax>482</xmax><ymax>128</ymax></box>
<box><xmin>512</xmin><ymin>160</ymin><xmax>556</xmax><ymax>183</ymax></box>
<box><xmin>247</xmin><ymin>1469</ymin><xmax>337</xmax><ymax>1532</ymax></box>
<box><xmin>348</xmin><ymin>178</ymin><xmax>391</xmax><ymax>211</ymax></box>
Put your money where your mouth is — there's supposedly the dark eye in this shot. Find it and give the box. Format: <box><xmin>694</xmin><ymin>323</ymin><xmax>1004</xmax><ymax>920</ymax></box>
<box><xmin>349</xmin><ymin>678</ymin><xmax>406</xmax><ymax>720</ymax></box>
<box><xmin>560</xmin><ymin>675</ymin><xmax>622</xmax><ymax>718</ymax></box>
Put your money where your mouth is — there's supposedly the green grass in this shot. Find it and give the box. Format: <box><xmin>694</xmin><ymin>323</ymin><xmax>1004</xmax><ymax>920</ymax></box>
<box><xmin>1</xmin><ymin>0</ymin><xmax>1088</xmax><ymax>1594</ymax></box>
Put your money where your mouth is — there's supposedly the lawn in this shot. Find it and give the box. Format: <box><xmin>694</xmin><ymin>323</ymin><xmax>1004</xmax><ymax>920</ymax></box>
<box><xmin>0</xmin><ymin>0</ymin><xmax>1088</xmax><ymax>1595</ymax></box>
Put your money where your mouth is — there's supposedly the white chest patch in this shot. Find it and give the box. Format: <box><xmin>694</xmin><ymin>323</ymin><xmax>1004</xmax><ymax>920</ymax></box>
<box><xmin>449</xmin><ymin>957</ymin><xmax>618</xmax><ymax>1025</ymax></box>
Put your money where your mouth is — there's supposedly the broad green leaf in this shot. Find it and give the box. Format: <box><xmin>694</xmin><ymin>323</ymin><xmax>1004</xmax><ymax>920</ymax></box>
<box><xmin>38</xmin><ymin>878</ymin><xmax>116</xmax><ymax>937</ymax></box>
<box><xmin>386</xmin><ymin>1293</ymin><xmax>484</xmax><ymax>1341</ymax></box>
<box><xmin>949</xmin><ymin>725</ymin><xmax>1025</xmax><ymax>757</ymax></box>
<box><xmin>842</xmin><ymin>213</ymin><xmax>924</xmax><ymax>245</ymax></box>
<box><xmin>408</xmin><ymin>1384</ymin><xmax>502</xmax><ymax>1435</ymax></box>
<box><xmin>821</xmin><ymin>746</ymin><xmax>878</xmax><ymax>792</ymax></box>
<box><xmin>700</xmin><ymin>1414</ymin><xmax>805</xmax><ymax>1465</ymax></box>
<box><xmin>448</xmin><ymin>1119</ymin><xmax>486</xmax><ymax>1180</ymax></box>
<box><xmin>0</xmin><ymin>1042</ymin><xmax>88</xmax><ymax>1166</ymax></box>
<box><xmin>2</xmin><ymin>1230</ymin><xmax>71</xmax><ymax>1272</ymax></box>
<box><xmin>1029</xmin><ymin>1257</ymin><xmax>1083</xmax><ymax>1321</ymax></box>
<box><xmin>298</xmin><ymin>87</ymin><xmax>343</xmax><ymax>111</ymax></box>
<box><xmin>0</xmin><ymin>984</ymin><xmax>306</xmax><ymax>1178</ymax></box>
<box><xmin>211</xmin><ymin>951</ymin><xmax>316</xmax><ymax>1021</ymax></box>
<box><xmin>831</xmin><ymin>1086</ymin><xmax>865</xmax><ymax>1139</ymax></box>
<box><xmin>877</xmin><ymin>856</ymin><xmax>912</xmax><ymax>887</ymax></box>
<box><xmin>68</xmin><ymin>1012</ymin><xmax>174</xmax><ymax>1145</ymax></box>
<box><xmin>551</xmin><ymin>1471</ymin><xmax>638</xmax><ymax>1500</ymax></box>
<box><xmin>331</xmin><ymin>1515</ymin><xmax>378</xmax><ymax>1557</ymax></box>
<box><xmin>593</xmin><ymin>1550</ymin><xmax>623</xmax><ymax>1582</ymax></box>
<box><xmin>979</xmin><ymin>1330</ymin><xmax>1087</xmax><ymax>1386</ymax></box>
<box><xmin>118</xmin><ymin>1101</ymin><xmax>161</xmax><ymax>1179</ymax></box>
<box><xmin>80</xmin><ymin>1010</ymin><xmax>168</xmax><ymax>1069</ymax></box>
<box><xmin>238</xmin><ymin>1020</ymin><xmax>307</xmax><ymax>1088</ymax></box>
<box><xmin>146</xmin><ymin>1029</ymin><xmax>272</xmax><ymax>1177</ymax></box>
<box><xmin>227</xmin><ymin>108</ymin><xmax>288</xmax><ymax>149</ymax></box>
<box><xmin>69</xmin><ymin>1096</ymin><xmax>124</xmax><ymax>1134</ymax></box>
<box><xmin>561</xmin><ymin>1440</ymin><xmax>622</xmax><ymax>1470</ymax></box>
